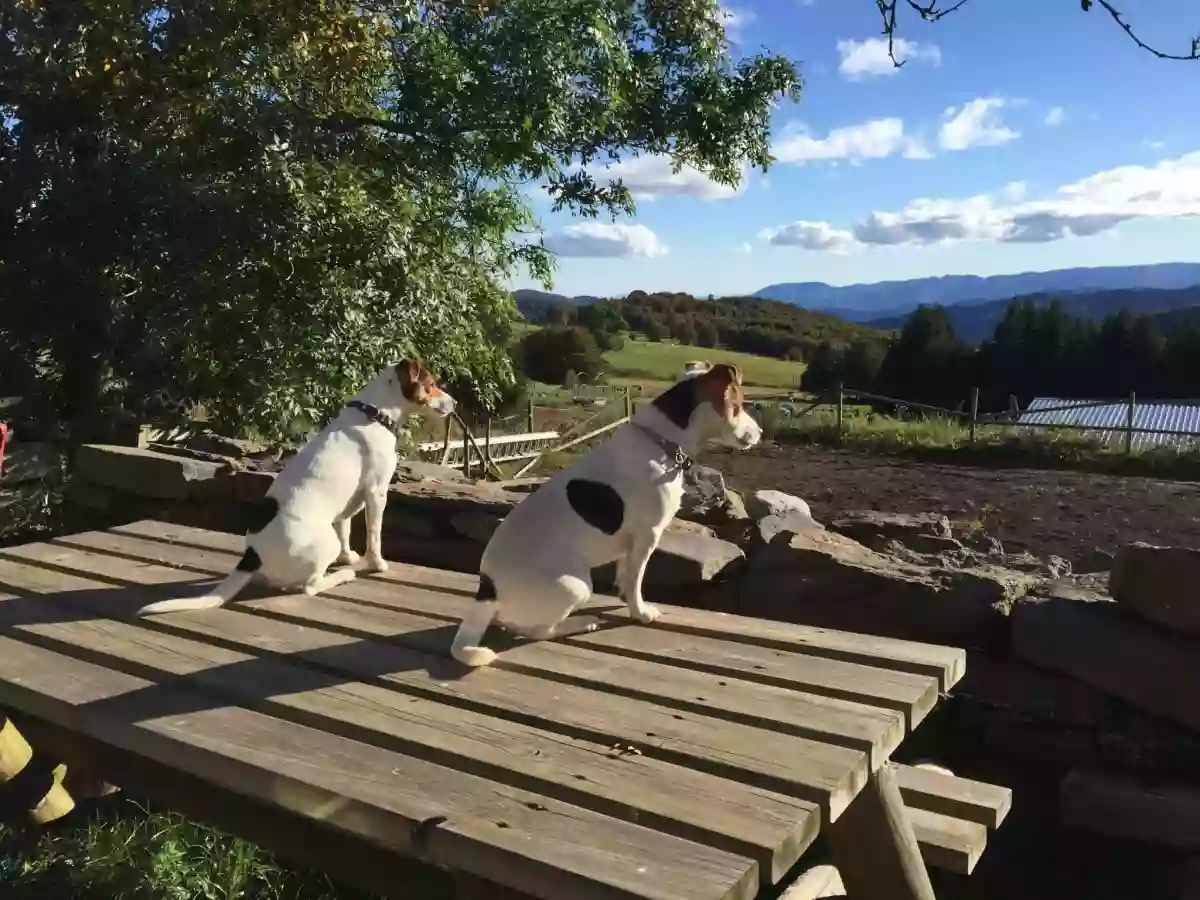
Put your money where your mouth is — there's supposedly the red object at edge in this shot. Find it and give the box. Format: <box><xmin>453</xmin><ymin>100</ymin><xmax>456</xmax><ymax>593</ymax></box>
<box><xmin>0</xmin><ymin>422</ymin><xmax>8</xmax><ymax>480</ymax></box>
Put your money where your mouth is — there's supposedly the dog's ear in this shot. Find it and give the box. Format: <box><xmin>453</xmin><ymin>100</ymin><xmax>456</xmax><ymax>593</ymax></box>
<box><xmin>696</xmin><ymin>363</ymin><xmax>744</xmax><ymax>420</ymax></box>
<box><xmin>395</xmin><ymin>359</ymin><xmax>425</xmax><ymax>401</ymax></box>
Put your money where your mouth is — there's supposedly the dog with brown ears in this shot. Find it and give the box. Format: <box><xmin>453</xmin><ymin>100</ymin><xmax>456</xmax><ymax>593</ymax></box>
<box><xmin>450</xmin><ymin>362</ymin><xmax>762</xmax><ymax>667</ymax></box>
<box><xmin>136</xmin><ymin>360</ymin><xmax>456</xmax><ymax>616</ymax></box>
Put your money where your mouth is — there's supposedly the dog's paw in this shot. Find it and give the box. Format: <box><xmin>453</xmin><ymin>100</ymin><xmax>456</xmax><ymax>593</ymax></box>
<box><xmin>364</xmin><ymin>555</ymin><xmax>389</xmax><ymax>573</ymax></box>
<box><xmin>336</xmin><ymin>550</ymin><xmax>361</xmax><ymax>566</ymax></box>
<box><xmin>632</xmin><ymin>603</ymin><xmax>661</xmax><ymax>625</ymax></box>
<box><xmin>453</xmin><ymin>646</ymin><xmax>498</xmax><ymax>668</ymax></box>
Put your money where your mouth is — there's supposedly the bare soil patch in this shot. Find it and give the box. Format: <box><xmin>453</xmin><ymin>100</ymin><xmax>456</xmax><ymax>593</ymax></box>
<box><xmin>710</xmin><ymin>446</ymin><xmax>1200</xmax><ymax>560</ymax></box>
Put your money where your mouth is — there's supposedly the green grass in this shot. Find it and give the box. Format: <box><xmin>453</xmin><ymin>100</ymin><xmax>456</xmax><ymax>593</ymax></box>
<box><xmin>760</xmin><ymin>406</ymin><xmax>1200</xmax><ymax>480</ymax></box>
<box><xmin>603</xmin><ymin>338</ymin><xmax>803</xmax><ymax>391</ymax></box>
<box><xmin>0</xmin><ymin>798</ymin><xmax>377</xmax><ymax>900</ymax></box>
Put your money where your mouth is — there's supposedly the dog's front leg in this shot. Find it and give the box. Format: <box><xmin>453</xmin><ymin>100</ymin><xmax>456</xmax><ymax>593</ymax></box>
<box><xmin>620</xmin><ymin>530</ymin><xmax>663</xmax><ymax>625</ymax></box>
<box><xmin>334</xmin><ymin>514</ymin><xmax>360</xmax><ymax>566</ymax></box>
<box><xmin>363</xmin><ymin>487</ymin><xmax>389</xmax><ymax>573</ymax></box>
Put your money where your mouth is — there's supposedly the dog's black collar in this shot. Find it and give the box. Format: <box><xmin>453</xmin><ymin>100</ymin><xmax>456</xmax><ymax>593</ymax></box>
<box><xmin>347</xmin><ymin>400</ymin><xmax>404</xmax><ymax>437</ymax></box>
<box><xmin>631</xmin><ymin>422</ymin><xmax>693</xmax><ymax>472</ymax></box>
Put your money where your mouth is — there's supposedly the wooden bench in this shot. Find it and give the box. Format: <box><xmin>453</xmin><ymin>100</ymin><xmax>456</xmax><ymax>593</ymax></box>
<box><xmin>0</xmin><ymin>519</ymin><xmax>1005</xmax><ymax>900</ymax></box>
<box><xmin>782</xmin><ymin>767</ymin><xmax>1011</xmax><ymax>897</ymax></box>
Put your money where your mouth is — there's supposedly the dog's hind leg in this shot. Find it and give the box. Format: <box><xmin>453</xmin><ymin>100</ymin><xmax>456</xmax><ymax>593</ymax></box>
<box><xmin>619</xmin><ymin>529</ymin><xmax>664</xmax><ymax>625</ymax></box>
<box><xmin>363</xmin><ymin>487</ymin><xmax>389</xmax><ymax>573</ymax></box>
<box><xmin>300</xmin><ymin>528</ymin><xmax>358</xmax><ymax>596</ymax></box>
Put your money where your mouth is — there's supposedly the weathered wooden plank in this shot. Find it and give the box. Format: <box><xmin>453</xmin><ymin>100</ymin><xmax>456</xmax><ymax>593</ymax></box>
<box><xmin>908</xmin><ymin>809</ymin><xmax>986</xmax><ymax>876</ymax></box>
<box><xmin>0</xmin><ymin>552</ymin><xmax>869</xmax><ymax>820</ymax></box>
<box><xmin>780</xmin><ymin>865</ymin><xmax>845</xmax><ymax>900</ymax></box>
<box><xmin>0</xmin><ymin>591</ymin><xmax>815</xmax><ymax>884</ymax></box>
<box><xmin>1060</xmin><ymin>768</ymin><xmax>1200</xmax><ymax>851</ymax></box>
<box><xmin>103</xmin><ymin>521</ymin><xmax>966</xmax><ymax>689</ymax></box>
<box><xmin>0</xmin><ymin>635</ymin><xmax>760</xmax><ymax>900</ymax></box>
<box><xmin>565</xmin><ymin>627</ymin><xmax>937</xmax><ymax>730</ymax></box>
<box><xmin>228</xmin><ymin>592</ymin><xmax>903</xmax><ymax>767</ymax></box>
<box><xmin>49</xmin><ymin>530</ymin><xmax>909</xmax><ymax>764</ymax></box>
<box><xmin>893</xmin><ymin>766</ymin><xmax>1012</xmax><ymax>830</ymax></box>
<box><xmin>826</xmin><ymin>765</ymin><xmax>936</xmax><ymax>900</ymax></box>
<box><xmin>1012</xmin><ymin>596</ymin><xmax>1200</xmax><ymax>734</ymax></box>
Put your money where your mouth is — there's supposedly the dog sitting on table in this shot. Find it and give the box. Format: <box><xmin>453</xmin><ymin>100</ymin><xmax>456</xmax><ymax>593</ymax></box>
<box><xmin>450</xmin><ymin>361</ymin><xmax>762</xmax><ymax>667</ymax></box>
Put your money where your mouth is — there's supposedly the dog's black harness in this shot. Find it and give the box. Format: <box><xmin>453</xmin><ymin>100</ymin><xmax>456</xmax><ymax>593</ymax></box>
<box><xmin>347</xmin><ymin>400</ymin><xmax>404</xmax><ymax>437</ymax></box>
<box><xmin>631</xmin><ymin>422</ymin><xmax>694</xmax><ymax>472</ymax></box>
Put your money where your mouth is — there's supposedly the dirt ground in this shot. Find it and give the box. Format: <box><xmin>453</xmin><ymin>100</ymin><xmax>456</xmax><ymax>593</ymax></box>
<box><xmin>709</xmin><ymin>445</ymin><xmax>1200</xmax><ymax>560</ymax></box>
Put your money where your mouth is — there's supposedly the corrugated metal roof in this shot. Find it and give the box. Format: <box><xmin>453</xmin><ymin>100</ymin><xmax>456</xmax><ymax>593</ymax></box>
<box><xmin>1017</xmin><ymin>397</ymin><xmax>1200</xmax><ymax>451</ymax></box>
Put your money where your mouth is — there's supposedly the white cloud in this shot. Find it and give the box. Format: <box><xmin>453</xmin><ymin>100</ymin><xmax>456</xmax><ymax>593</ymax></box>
<box><xmin>760</xmin><ymin>221</ymin><xmax>858</xmax><ymax>253</ymax></box>
<box><xmin>938</xmin><ymin>98</ymin><xmax>1020</xmax><ymax>151</ymax></box>
<box><xmin>718</xmin><ymin>3</ymin><xmax>756</xmax><ymax>37</ymax></box>
<box><xmin>543</xmin><ymin>222</ymin><xmax>668</xmax><ymax>258</ymax></box>
<box><xmin>837</xmin><ymin>37</ymin><xmax>941</xmax><ymax>80</ymax></box>
<box><xmin>773</xmin><ymin>117</ymin><xmax>930</xmax><ymax>165</ymax></box>
<box><xmin>583</xmin><ymin>155</ymin><xmax>743</xmax><ymax>201</ymax></box>
<box><xmin>759</xmin><ymin>150</ymin><xmax>1200</xmax><ymax>251</ymax></box>
<box><xmin>1043</xmin><ymin>106</ymin><xmax>1065</xmax><ymax>127</ymax></box>
<box><xmin>733</xmin><ymin>242</ymin><xmax>754</xmax><ymax>255</ymax></box>
<box><xmin>1144</xmin><ymin>139</ymin><xmax>1167</xmax><ymax>150</ymax></box>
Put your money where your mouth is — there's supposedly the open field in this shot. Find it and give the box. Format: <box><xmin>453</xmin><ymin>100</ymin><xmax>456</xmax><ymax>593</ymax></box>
<box><xmin>602</xmin><ymin>338</ymin><xmax>803</xmax><ymax>391</ymax></box>
<box><xmin>710</xmin><ymin>443</ymin><xmax>1200</xmax><ymax>562</ymax></box>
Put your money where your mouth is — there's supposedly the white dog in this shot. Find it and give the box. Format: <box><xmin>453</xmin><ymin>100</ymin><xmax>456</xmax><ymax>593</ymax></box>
<box><xmin>136</xmin><ymin>360</ymin><xmax>456</xmax><ymax>615</ymax></box>
<box><xmin>450</xmin><ymin>362</ymin><xmax>762</xmax><ymax>667</ymax></box>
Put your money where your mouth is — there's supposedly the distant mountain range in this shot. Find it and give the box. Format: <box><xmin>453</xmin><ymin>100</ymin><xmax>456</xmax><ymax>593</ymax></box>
<box><xmin>754</xmin><ymin>263</ymin><xmax>1200</xmax><ymax>322</ymax></box>
<box><xmin>512</xmin><ymin>288</ymin><xmax>603</xmax><ymax>317</ymax></box>
<box><xmin>864</xmin><ymin>285</ymin><xmax>1200</xmax><ymax>343</ymax></box>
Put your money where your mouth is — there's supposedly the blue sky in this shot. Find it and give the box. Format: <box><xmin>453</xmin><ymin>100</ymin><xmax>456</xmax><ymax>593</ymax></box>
<box><xmin>513</xmin><ymin>0</ymin><xmax>1200</xmax><ymax>298</ymax></box>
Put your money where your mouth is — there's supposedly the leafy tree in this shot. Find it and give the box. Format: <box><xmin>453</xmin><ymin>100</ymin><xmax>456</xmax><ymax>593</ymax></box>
<box><xmin>519</xmin><ymin>326</ymin><xmax>603</xmax><ymax>386</ymax></box>
<box><xmin>642</xmin><ymin>317</ymin><xmax>669</xmax><ymax>342</ymax></box>
<box><xmin>673</xmin><ymin>317</ymin><xmax>699</xmax><ymax>346</ymax></box>
<box><xmin>0</xmin><ymin>0</ymin><xmax>799</xmax><ymax>441</ymax></box>
<box><xmin>873</xmin><ymin>1</ymin><xmax>1199</xmax><ymax>64</ymax></box>
<box><xmin>577</xmin><ymin>301</ymin><xmax>627</xmax><ymax>350</ymax></box>
<box><xmin>696</xmin><ymin>319</ymin><xmax>720</xmax><ymax>348</ymax></box>
<box><xmin>877</xmin><ymin>305</ymin><xmax>973</xmax><ymax>407</ymax></box>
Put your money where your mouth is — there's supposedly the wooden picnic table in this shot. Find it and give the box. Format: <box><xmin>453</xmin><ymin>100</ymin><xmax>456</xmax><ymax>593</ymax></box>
<box><xmin>0</xmin><ymin>519</ymin><xmax>986</xmax><ymax>900</ymax></box>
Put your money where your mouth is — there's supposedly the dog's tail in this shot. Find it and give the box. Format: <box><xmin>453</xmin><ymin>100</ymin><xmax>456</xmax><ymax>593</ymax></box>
<box><xmin>135</xmin><ymin>549</ymin><xmax>260</xmax><ymax>616</ymax></box>
<box><xmin>450</xmin><ymin>574</ymin><xmax>500</xmax><ymax>668</ymax></box>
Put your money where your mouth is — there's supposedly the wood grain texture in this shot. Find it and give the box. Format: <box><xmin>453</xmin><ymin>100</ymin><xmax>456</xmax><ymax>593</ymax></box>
<box><xmin>49</xmin><ymin>530</ymin><xmax>906</xmax><ymax>768</ymax></box>
<box><xmin>893</xmin><ymin>765</ymin><xmax>1012</xmax><ymax>830</ymax></box>
<box><xmin>908</xmin><ymin>808</ymin><xmax>986</xmax><ymax>875</ymax></box>
<box><xmin>100</xmin><ymin>521</ymin><xmax>967</xmax><ymax>690</ymax></box>
<box><xmin>1</xmin><ymin>537</ymin><xmax>878</xmax><ymax>819</ymax></box>
<box><xmin>0</xmin><ymin>588</ymin><xmax>815</xmax><ymax>885</ymax></box>
<box><xmin>0</xmin><ymin>635</ymin><xmax>761</xmax><ymax>900</ymax></box>
<box><xmin>0</xmin><ymin>549</ymin><xmax>867</xmax><ymax>821</ymax></box>
<box><xmin>826</xmin><ymin>765</ymin><xmax>936</xmax><ymax>900</ymax></box>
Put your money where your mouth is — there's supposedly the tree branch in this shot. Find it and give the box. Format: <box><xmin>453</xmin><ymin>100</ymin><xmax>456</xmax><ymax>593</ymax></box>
<box><xmin>875</xmin><ymin>0</ymin><xmax>1199</xmax><ymax>67</ymax></box>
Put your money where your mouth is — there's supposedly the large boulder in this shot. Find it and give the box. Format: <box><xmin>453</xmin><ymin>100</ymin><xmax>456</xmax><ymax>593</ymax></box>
<box><xmin>828</xmin><ymin>510</ymin><xmax>955</xmax><ymax>554</ymax></box>
<box><xmin>74</xmin><ymin>444</ymin><xmax>228</xmax><ymax>501</ymax></box>
<box><xmin>734</xmin><ymin>526</ymin><xmax>1031</xmax><ymax>647</ymax></box>
<box><xmin>680</xmin><ymin>464</ymin><xmax>749</xmax><ymax>526</ymax></box>
<box><xmin>1111</xmin><ymin>543</ymin><xmax>1200</xmax><ymax>638</ymax></box>
<box><xmin>393</xmin><ymin>460</ymin><xmax>474</xmax><ymax>485</ymax></box>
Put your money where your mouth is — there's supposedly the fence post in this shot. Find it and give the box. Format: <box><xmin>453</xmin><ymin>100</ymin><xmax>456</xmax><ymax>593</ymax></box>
<box><xmin>461</xmin><ymin>420</ymin><xmax>472</xmax><ymax>479</ymax></box>
<box><xmin>484</xmin><ymin>417</ymin><xmax>492</xmax><ymax>469</ymax></box>
<box><xmin>624</xmin><ymin>387</ymin><xmax>633</xmax><ymax>421</ymax></box>
<box><xmin>969</xmin><ymin>387</ymin><xmax>980</xmax><ymax>445</ymax></box>
<box><xmin>836</xmin><ymin>382</ymin><xmax>845</xmax><ymax>445</ymax></box>
<box><xmin>526</xmin><ymin>398</ymin><xmax>535</xmax><ymax>434</ymax></box>
<box><xmin>1125</xmin><ymin>392</ymin><xmax>1137</xmax><ymax>456</ymax></box>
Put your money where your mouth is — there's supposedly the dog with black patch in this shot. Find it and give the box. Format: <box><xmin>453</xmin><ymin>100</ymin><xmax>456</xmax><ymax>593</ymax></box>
<box><xmin>450</xmin><ymin>362</ymin><xmax>762</xmax><ymax>667</ymax></box>
<box><xmin>135</xmin><ymin>360</ymin><xmax>456</xmax><ymax>616</ymax></box>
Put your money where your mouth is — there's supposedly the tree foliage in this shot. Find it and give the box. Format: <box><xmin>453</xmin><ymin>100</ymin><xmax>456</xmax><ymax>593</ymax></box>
<box><xmin>810</xmin><ymin>298</ymin><xmax>1200</xmax><ymax>409</ymax></box>
<box><xmin>519</xmin><ymin>326</ymin><xmax>603</xmax><ymax>386</ymax></box>
<box><xmin>0</xmin><ymin>0</ymin><xmax>799</xmax><ymax>441</ymax></box>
